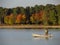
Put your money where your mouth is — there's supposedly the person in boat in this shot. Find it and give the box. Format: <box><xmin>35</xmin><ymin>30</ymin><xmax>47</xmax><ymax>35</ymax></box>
<box><xmin>45</xmin><ymin>29</ymin><xmax>48</xmax><ymax>36</ymax></box>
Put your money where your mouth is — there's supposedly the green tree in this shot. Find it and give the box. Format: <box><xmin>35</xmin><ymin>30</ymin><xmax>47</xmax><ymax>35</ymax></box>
<box><xmin>44</xmin><ymin>4</ymin><xmax>56</xmax><ymax>25</ymax></box>
<box><xmin>0</xmin><ymin>7</ymin><xmax>4</xmax><ymax>24</ymax></box>
<box><xmin>25</xmin><ymin>7</ymin><xmax>31</xmax><ymax>24</ymax></box>
<box><xmin>56</xmin><ymin>5</ymin><xmax>60</xmax><ymax>25</ymax></box>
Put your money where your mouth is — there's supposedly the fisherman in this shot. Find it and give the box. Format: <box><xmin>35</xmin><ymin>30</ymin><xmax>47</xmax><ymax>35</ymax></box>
<box><xmin>45</xmin><ymin>29</ymin><xmax>48</xmax><ymax>36</ymax></box>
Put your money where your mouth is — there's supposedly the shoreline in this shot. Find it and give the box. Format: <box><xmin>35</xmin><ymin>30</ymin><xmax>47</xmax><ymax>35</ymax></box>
<box><xmin>0</xmin><ymin>25</ymin><xmax>60</xmax><ymax>29</ymax></box>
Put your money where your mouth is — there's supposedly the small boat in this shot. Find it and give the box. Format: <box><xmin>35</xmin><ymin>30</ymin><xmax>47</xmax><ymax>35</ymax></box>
<box><xmin>32</xmin><ymin>34</ymin><xmax>52</xmax><ymax>38</ymax></box>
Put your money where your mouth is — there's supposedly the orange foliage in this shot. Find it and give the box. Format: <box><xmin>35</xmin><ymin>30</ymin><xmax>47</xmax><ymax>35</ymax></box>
<box><xmin>16</xmin><ymin>14</ymin><xmax>22</xmax><ymax>21</ymax></box>
<box><xmin>33</xmin><ymin>10</ymin><xmax>44</xmax><ymax>21</ymax></box>
<box><xmin>15</xmin><ymin>14</ymin><xmax>26</xmax><ymax>23</ymax></box>
<box><xmin>6</xmin><ymin>16</ymin><xmax>9</xmax><ymax>19</ymax></box>
<box><xmin>38</xmin><ymin>10</ymin><xmax>44</xmax><ymax>19</ymax></box>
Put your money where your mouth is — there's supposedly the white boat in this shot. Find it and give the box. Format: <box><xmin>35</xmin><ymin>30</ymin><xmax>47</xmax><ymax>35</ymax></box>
<box><xmin>32</xmin><ymin>34</ymin><xmax>52</xmax><ymax>38</ymax></box>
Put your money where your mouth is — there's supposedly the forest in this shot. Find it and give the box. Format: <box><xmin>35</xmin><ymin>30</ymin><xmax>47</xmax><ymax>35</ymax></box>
<box><xmin>0</xmin><ymin>4</ymin><xmax>60</xmax><ymax>25</ymax></box>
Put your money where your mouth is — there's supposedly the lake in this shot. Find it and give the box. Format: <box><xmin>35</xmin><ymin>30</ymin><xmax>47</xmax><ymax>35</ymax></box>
<box><xmin>0</xmin><ymin>29</ymin><xmax>60</xmax><ymax>45</ymax></box>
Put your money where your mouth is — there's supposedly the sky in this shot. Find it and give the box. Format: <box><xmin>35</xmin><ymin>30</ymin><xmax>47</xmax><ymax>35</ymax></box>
<box><xmin>0</xmin><ymin>0</ymin><xmax>60</xmax><ymax>8</ymax></box>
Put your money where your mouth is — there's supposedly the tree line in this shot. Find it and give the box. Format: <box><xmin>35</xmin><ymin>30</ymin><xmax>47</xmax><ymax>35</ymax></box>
<box><xmin>0</xmin><ymin>4</ymin><xmax>60</xmax><ymax>25</ymax></box>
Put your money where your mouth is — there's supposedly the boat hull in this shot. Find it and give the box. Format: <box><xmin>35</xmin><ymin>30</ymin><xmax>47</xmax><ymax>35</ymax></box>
<box><xmin>32</xmin><ymin>34</ymin><xmax>52</xmax><ymax>38</ymax></box>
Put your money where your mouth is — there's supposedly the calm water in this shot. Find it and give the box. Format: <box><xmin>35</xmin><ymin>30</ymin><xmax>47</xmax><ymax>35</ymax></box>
<box><xmin>0</xmin><ymin>29</ymin><xmax>60</xmax><ymax>45</ymax></box>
